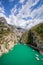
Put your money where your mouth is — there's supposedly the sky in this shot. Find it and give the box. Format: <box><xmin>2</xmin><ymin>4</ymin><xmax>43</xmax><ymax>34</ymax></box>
<box><xmin>0</xmin><ymin>0</ymin><xmax>43</xmax><ymax>29</ymax></box>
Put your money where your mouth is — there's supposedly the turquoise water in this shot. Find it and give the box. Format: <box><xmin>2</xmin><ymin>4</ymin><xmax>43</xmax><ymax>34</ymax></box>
<box><xmin>0</xmin><ymin>43</ymin><xmax>43</xmax><ymax>65</ymax></box>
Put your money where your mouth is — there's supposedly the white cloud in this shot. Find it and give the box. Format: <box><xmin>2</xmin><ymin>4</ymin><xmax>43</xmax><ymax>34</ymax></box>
<box><xmin>31</xmin><ymin>0</ymin><xmax>39</xmax><ymax>6</ymax></box>
<box><xmin>0</xmin><ymin>7</ymin><xmax>5</xmax><ymax>13</ymax></box>
<box><xmin>8</xmin><ymin>14</ymin><xmax>17</xmax><ymax>25</ymax></box>
<box><xmin>11</xmin><ymin>0</ymin><xmax>41</xmax><ymax>19</ymax></box>
<box><xmin>11</xmin><ymin>5</ymin><xmax>17</xmax><ymax>15</ymax></box>
<box><xmin>9</xmin><ymin>0</ymin><xmax>14</xmax><ymax>2</ymax></box>
<box><xmin>19</xmin><ymin>0</ymin><xmax>39</xmax><ymax>6</ymax></box>
<box><xmin>19</xmin><ymin>0</ymin><xmax>25</xmax><ymax>3</ymax></box>
<box><xmin>9</xmin><ymin>0</ymin><xmax>43</xmax><ymax>29</ymax></box>
<box><xmin>0</xmin><ymin>0</ymin><xmax>43</xmax><ymax>30</ymax></box>
<box><xmin>17</xmin><ymin>0</ymin><xmax>43</xmax><ymax>19</ymax></box>
<box><xmin>25</xmin><ymin>19</ymin><xmax>43</xmax><ymax>29</ymax></box>
<box><xmin>30</xmin><ymin>5</ymin><xmax>43</xmax><ymax>19</ymax></box>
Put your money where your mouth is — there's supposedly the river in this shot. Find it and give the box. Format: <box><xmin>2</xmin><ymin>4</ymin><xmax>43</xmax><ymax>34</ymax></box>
<box><xmin>0</xmin><ymin>43</ymin><xmax>43</xmax><ymax>65</ymax></box>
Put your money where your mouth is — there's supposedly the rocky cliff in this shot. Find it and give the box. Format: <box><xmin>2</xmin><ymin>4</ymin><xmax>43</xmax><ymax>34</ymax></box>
<box><xmin>0</xmin><ymin>17</ymin><xmax>25</xmax><ymax>56</ymax></box>
<box><xmin>21</xmin><ymin>23</ymin><xmax>43</xmax><ymax>55</ymax></box>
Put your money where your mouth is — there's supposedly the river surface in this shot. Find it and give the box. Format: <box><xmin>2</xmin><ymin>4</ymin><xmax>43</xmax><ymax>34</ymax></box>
<box><xmin>0</xmin><ymin>43</ymin><xmax>43</xmax><ymax>65</ymax></box>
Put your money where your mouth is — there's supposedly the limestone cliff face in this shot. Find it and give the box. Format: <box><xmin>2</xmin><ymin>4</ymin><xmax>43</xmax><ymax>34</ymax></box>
<box><xmin>0</xmin><ymin>17</ymin><xmax>25</xmax><ymax>56</ymax></box>
<box><xmin>0</xmin><ymin>17</ymin><xmax>16</xmax><ymax>56</ymax></box>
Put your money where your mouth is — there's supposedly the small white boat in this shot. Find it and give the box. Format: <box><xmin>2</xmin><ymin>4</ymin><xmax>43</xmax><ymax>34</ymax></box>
<box><xmin>35</xmin><ymin>57</ymin><xmax>40</xmax><ymax>60</ymax></box>
<box><xmin>35</xmin><ymin>54</ymin><xmax>39</xmax><ymax>56</ymax></box>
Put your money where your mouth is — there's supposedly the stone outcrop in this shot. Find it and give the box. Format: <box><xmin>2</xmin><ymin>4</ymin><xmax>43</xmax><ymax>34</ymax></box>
<box><xmin>30</xmin><ymin>23</ymin><xmax>43</xmax><ymax>54</ymax></box>
<box><xmin>0</xmin><ymin>17</ymin><xmax>25</xmax><ymax>56</ymax></box>
<box><xmin>21</xmin><ymin>23</ymin><xmax>43</xmax><ymax>55</ymax></box>
<box><xmin>0</xmin><ymin>17</ymin><xmax>15</xmax><ymax>56</ymax></box>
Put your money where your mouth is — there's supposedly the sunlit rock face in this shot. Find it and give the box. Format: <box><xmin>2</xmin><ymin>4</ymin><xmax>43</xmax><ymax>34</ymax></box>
<box><xmin>0</xmin><ymin>17</ymin><xmax>25</xmax><ymax>56</ymax></box>
<box><xmin>0</xmin><ymin>17</ymin><xmax>15</xmax><ymax>56</ymax></box>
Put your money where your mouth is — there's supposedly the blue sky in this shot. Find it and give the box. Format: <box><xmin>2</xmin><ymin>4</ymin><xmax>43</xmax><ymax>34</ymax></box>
<box><xmin>0</xmin><ymin>0</ymin><xmax>19</xmax><ymax>16</ymax></box>
<box><xmin>0</xmin><ymin>0</ymin><xmax>43</xmax><ymax>29</ymax></box>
